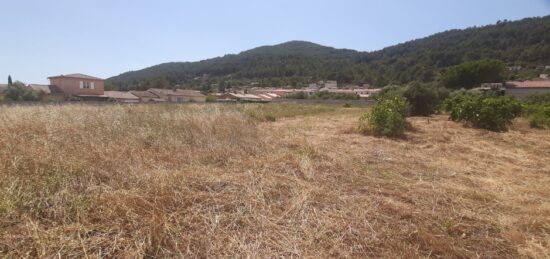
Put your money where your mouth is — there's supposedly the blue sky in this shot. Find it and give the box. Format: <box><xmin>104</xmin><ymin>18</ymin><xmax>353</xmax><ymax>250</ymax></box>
<box><xmin>1</xmin><ymin>0</ymin><xmax>549</xmax><ymax>84</ymax></box>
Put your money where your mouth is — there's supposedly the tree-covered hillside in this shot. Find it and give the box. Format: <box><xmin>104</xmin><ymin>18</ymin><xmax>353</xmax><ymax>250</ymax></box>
<box><xmin>107</xmin><ymin>16</ymin><xmax>550</xmax><ymax>90</ymax></box>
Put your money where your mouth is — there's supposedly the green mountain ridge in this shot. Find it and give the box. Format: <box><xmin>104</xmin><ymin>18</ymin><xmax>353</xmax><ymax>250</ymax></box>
<box><xmin>108</xmin><ymin>16</ymin><xmax>550</xmax><ymax>90</ymax></box>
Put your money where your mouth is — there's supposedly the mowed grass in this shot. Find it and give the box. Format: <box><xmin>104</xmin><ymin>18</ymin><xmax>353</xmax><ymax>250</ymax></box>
<box><xmin>0</xmin><ymin>103</ymin><xmax>549</xmax><ymax>258</ymax></box>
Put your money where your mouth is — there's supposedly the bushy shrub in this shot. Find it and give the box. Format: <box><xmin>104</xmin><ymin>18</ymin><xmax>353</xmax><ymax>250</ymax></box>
<box><xmin>377</xmin><ymin>85</ymin><xmax>408</xmax><ymax>101</ymax></box>
<box><xmin>524</xmin><ymin>101</ymin><xmax>550</xmax><ymax>129</ymax></box>
<box><xmin>525</xmin><ymin>93</ymin><xmax>550</xmax><ymax>105</ymax></box>
<box><xmin>443</xmin><ymin>91</ymin><xmax>522</xmax><ymax>131</ymax></box>
<box><xmin>403</xmin><ymin>83</ymin><xmax>450</xmax><ymax>116</ymax></box>
<box><xmin>442</xmin><ymin>89</ymin><xmax>481</xmax><ymax>119</ymax></box>
<box><xmin>4</xmin><ymin>84</ymin><xmax>44</xmax><ymax>101</ymax></box>
<box><xmin>359</xmin><ymin>96</ymin><xmax>410</xmax><ymax>137</ymax></box>
<box><xmin>527</xmin><ymin>108</ymin><xmax>550</xmax><ymax>128</ymax></box>
<box><xmin>378</xmin><ymin>84</ymin><xmax>450</xmax><ymax>116</ymax></box>
<box><xmin>312</xmin><ymin>91</ymin><xmax>359</xmax><ymax>100</ymax></box>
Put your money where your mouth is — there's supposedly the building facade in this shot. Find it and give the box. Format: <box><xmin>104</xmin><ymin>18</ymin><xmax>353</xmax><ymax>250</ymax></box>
<box><xmin>505</xmin><ymin>80</ymin><xmax>550</xmax><ymax>99</ymax></box>
<box><xmin>48</xmin><ymin>74</ymin><xmax>105</xmax><ymax>96</ymax></box>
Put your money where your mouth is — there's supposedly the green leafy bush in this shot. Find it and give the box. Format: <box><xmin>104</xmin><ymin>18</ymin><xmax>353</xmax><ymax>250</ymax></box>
<box><xmin>443</xmin><ymin>91</ymin><xmax>522</xmax><ymax>131</ymax></box>
<box><xmin>523</xmin><ymin>97</ymin><xmax>550</xmax><ymax>128</ymax></box>
<box><xmin>359</xmin><ymin>96</ymin><xmax>410</xmax><ymax>137</ymax></box>
<box><xmin>525</xmin><ymin>93</ymin><xmax>550</xmax><ymax>105</ymax></box>
<box><xmin>403</xmin><ymin>84</ymin><xmax>450</xmax><ymax>116</ymax></box>
<box><xmin>527</xmin><ymin>108</ymin><xmax>550</xmax><ymax>128</ymax></box>
<box><xmin>378</xmin><ymin>84</ymin><xmax>450</xmax><ymax>116</ymax></box>
<box><xmin>311</xmin><ymin>91</ymin><xmax>359</xmax><ymax>100</ymax></box>
<box><xmin>376</xmin><ymin>85</ymin><xmax>408</xmax><ymax>101</ymax></box>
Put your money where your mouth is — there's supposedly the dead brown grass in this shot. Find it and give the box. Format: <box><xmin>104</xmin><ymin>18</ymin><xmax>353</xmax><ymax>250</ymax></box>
<box><xmin>0</xmin><ymin>104</ymin><xmax>549</xmax><ymax>258</ymax></box>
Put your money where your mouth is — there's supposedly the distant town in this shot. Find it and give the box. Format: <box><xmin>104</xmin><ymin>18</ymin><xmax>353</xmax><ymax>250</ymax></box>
<box><xmin>0</xmin><ymin>74</ymin><xmax>383</xmax><ymax>103</ymax></box>
<box><xmin>1</xmin><ymin>73</ymin><xmax>550</xmax><ymax>103</ymax></box>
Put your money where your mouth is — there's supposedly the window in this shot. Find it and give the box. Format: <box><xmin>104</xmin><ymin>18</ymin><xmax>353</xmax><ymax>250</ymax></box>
<box><xmin>80</xmin><ymin>81</ymin><xmax>93</xmax><ymax>89</ymax></box>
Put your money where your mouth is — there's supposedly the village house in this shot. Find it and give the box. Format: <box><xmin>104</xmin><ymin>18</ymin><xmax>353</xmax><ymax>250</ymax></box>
<box><xmin>323</xmin><ymin>80</ymin><xmax>338</xmax><ymax>89</ymax></box>
<box><xmin>249</xmin><ymin>88</ymin><xmax>293</xmax><ymax>97</ymax></box>
<box><xmin>308</xmin><ymin>83</ymin><xmax>320</xmax><ymax>90</ymax></box>
<box><xmin>48</xmin><ymin>74</ymin><xmax>105</xmax><ymax>100</ymax></box>
<box><xmin>352</xmin><ymin>88</ymin><xmax>381</xmax><ymax>98</ymax></box>
<box><xmin>247</xmin><ymin>81</ymin><xmax>381</xmax><ymax>99</ymax></box>
<box><xmin>254</xmin><ymin>93</ymin><xmax>279</xmax><ymax>100</ymax></box>
<box><xmin>313</xmin><ymin>80</ymin><xmax>338</xmax><ymax>90</ymax></box>
<box><xmin>130</xmin><ymin>90</ymin><xmax>165</xmax><ymax>102</ymax></box>
<box><xmin>148</xmin><ymin>88</ymin><xmax>206</xmax><ymax>103</ymax></box>
<box><xmin>219</xmin><ymin>93</ymin><xmax>270</xmax><ymax>102</ymax></box>
<box><xmin>104</xmin><ymin>91</ymin><xmax>140</xmax><ymax>103</ymax></box>
<box><xmin>505</xmin><ymin>79</ymin><xmax>550</xmax><ymax>99</ymax></box>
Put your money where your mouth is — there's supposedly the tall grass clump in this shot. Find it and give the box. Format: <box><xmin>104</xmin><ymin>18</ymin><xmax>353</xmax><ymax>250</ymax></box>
<box><xmin>359</xmin><ymin>96</ymin><xmax>410</xmax><ymax>137</ymax></box>
<box><xmin>0</xmin><ymin>104</ymin><xmax>264</xmax><ymax>257</ymax></box>
<box><xmin>443</xmin><ymin>90</ymin><xmax>522</xmax><ymax>131</ymax></box>
<box><xmin>241</xmin><ymin>103</ymin><xmax>335</xmax><ymax>121</ymax></box>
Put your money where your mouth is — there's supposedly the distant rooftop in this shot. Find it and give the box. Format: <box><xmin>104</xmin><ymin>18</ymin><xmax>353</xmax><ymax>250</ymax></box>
<box><xmin>48</xmin><ymin>73</ymin><xmax>103</xmax><ymax>80</ymax></box>
<box><xmin>148</xmin><ymin>88</ymin><xmax>205</xmax><ymax>97</ymax></box>
<box><xmin>104</xmin><ymin>91</ymin><xmax>140</xmax><ymax>100</ymax></box>
<box><xmin>130</xmin><ymin>90</ymin><xmax>158</xmax><ymax>98</ymax></box>
<box><xmin>506</xmin><ymin>79</ymin><xmax>550</xmax><ymax>89</ymax></box>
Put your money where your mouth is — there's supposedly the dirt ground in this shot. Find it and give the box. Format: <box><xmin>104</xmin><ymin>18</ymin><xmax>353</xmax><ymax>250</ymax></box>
<box><xmin>257</xmin><ymin>109</ymin><xmax>550</xmax><ymax>258</ymax></box>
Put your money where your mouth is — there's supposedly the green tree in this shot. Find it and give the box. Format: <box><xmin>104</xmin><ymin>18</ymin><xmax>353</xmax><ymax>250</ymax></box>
<box><xmin>8</xmin><ymin>75</ymin><xmax>12</xmax><ymax>86</ymax></box>
<box><xmin>5</xmin><ymin>82</ymin><xmax>44</xmax><ymax>101</ymax></box>
<box><xmin>441</xmin><ymin>59</ymin><xmax>505</xmax><ymax>89</ymax></box>
<box><xmin>403</xmin><ymin>83</ymin><xmax>447</xmax><ymax>116</ymax></box>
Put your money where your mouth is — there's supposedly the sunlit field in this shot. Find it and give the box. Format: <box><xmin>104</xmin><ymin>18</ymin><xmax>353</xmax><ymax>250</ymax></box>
<box><xmin>0</xmin><ymin>103</ymin><xmax>549</xmax><ymax>258</ymax></box>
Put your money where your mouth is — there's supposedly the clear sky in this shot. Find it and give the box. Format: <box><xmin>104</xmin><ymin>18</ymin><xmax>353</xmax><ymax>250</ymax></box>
<box><xmin>1</xmin><ymin>0</ymin><xmax>549</xmax><ymax>84</ymax></box>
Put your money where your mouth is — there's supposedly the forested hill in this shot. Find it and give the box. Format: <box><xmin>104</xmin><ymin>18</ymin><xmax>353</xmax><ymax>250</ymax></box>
<box><xmin>107</xmin><ymin>16</ymin><xmax>550</xmax><ymax>90</ymax></box>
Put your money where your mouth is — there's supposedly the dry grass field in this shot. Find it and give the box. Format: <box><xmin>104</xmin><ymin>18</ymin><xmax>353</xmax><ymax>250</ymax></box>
<box><xmin>0</xmin><ymin>103</ymin><xmax>549</xmax><ymax>258</ymax></box>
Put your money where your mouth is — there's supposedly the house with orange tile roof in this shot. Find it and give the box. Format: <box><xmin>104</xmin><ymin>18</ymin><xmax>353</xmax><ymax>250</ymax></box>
<box><xmin>505</xmin><ymin>79</ymin><xmax>550</xmax><ymax>99</ymax></box>
<box><xmin>104</xmin><ymin>91</ymin><xmax>140</xmax><ymax>103</ymax></box>
<box><xmin>130</xmin><ymin>90</ymin><xmax>165</xmax><ymax>102</ymax></box>
<box><xmin>147</xmin><ymin>88</ymin><xmax>206</xmax><ymax>103</ymax></box>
